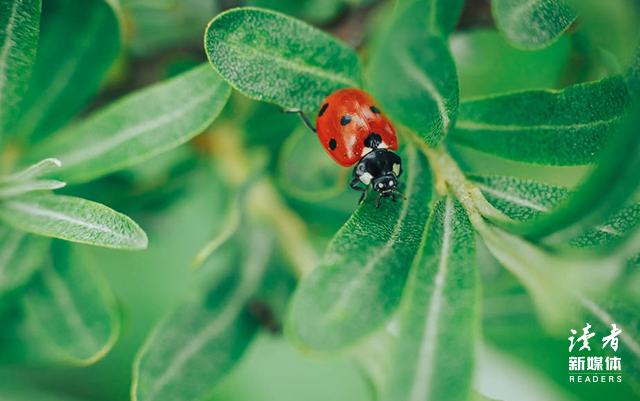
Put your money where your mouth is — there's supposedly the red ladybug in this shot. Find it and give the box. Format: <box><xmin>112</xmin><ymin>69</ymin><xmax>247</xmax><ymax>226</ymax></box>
<box><xmin>315</xmin><ymin>89</ymin><xmax>398</xmax><ymax>167</ymax></box>
<box><xmin>287</xmin><ymin>88</ymin><xmax>404</xmax><ymax>208</ymax></box>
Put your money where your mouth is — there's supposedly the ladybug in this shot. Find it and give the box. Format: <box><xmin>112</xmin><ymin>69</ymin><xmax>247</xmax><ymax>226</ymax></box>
<box><xmin>287</xmin><ymin>88</ymin><xmax>404</xmax><ymax>208</ymax></box>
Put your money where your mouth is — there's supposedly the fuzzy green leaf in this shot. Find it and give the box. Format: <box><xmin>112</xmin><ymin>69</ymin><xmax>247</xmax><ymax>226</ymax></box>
<box><xmin>205</xmin><ymin>7</ymin><xmax>362</xmax><ymax>113</ymax></box>
<box><xmin>132</xmin><ymin>228</ymin><xmax>272</xmax><ymax>401</ymax></box>
<box><xmin>287</xmin><ymin>145</ymin><xmax>432</xmax><ymax>352</ymax></box>
<box><xmin>382</xmin><ymin>196</ymin><xmax>477</xmax><ymax>401</ymax></box>
<box><xmin>571</xmin><ymin>204</ymin><xmax>640</xmax><ymax>248</ymax></box>
<box><xmin>17</xmin><ymin>242</ymin><xmax>119</xmax><ymax>365</ymax></box>
<box><xmin>0</xmin><ymin>225</ymin><xmax>49</xmax><ymax>296</ymax></box>
<box><xmin>0</xmin><ymin>0</ymin><xmax>41</xmax><ymax>141</ymax></box>
<box><xmin>369</xmin><ymin>0</ymin><xmax>459</xmax><ymax>147</ymax></box>
<box><xmin>396</xmin><ymin>0</ymin><xmax>465</xmax><ymax>38</ymax></box>
<box><xmin>517</xmin><ymin>99</ymin><xmax>640</xmax><ymax>241</ymax></box>
<box><xmin>492</xmin><ymin>0</ymin><xmax>577</xmax><ymax>49</ymax></box>
<box><xmin>0</xmin><ymin>193</ymin><xmax>148</xmax><ymax>249</ymax></box>
<box><xmin>29</xmin><ymin>64</ymin><xmax>230</xmax><ymax>184</ymax></box>
<box><xmin>0</xmin><ymin>179</ymin><xmax>66</xmax><ymax>198</ymax></box>
<box><xmin>246</xmin><ymin>0</ymin><xmax>345</xmax><ymax>24</ymax></box>
<box><xmin>470</xmin><ymin>175</ymin><xmax>640</xmax><ymax>251</ymax></box>
<box><xmin>13</xmin><ymin>0</ymin><xmax>121</xmax><ymax>142</ymax></box>
<box><xmin>450</xmin><ymin>76</ymin><xmax>630</xmax><ymax>165</ymax></box>
<box><xmin>469</xmin><ymin>175</ymin><xmax>570</xmax><ymax>222</ymax></box>
<box><xmin>0</xmin><ymin>158</ymin><xmax>62</xmax><ymax>182</ymax></box>
<box><xmin>278</xmin><ymin>126</ymin><xmax>345</xmax><ymax>202</ymax></box>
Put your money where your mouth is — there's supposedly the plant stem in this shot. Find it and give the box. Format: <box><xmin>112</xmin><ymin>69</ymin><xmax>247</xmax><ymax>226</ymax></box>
<box><xmin>417</xmin><ymin>139</ymin><xmax>620</xmax><ymax>330</ymax></box>
<box><xmin>413</xmin><ymin>140</ymin><xmax>505</xmax><ymax>226</ymax></box>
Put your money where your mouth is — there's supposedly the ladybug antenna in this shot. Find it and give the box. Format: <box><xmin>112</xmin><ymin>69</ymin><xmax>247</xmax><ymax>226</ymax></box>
<box><xmin>282</xmin><ymin>109</ymin><xmax>316</xmax><ymax>133</ymax></box>
<box><xmin>393</xmin><ymin>189</ymin><xmax>407</xmax><ymax>200</ymax></box>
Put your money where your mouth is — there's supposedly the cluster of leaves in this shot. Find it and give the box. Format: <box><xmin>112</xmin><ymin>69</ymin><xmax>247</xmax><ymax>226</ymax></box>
<box><xmin>1</xmin><ymin>0</ymin><xmax>640</xmax><ymax>400</ymax></box>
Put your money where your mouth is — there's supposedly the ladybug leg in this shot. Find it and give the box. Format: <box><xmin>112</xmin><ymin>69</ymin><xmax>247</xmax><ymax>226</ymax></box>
<box><xmin>350</xmin><ymin>177</ymin><xmax>367</xmax><ymax>204</ymax></box>
<box><xmin>282</xmin><ymin>109</ymin><xmax>316</xmax><ymax>133</ymax></box>
<box><xmin>391</xmin><ymin>193</ymin><xmax>397</xmax><ymax>202</ymax></box>
<box><xmin>375</xmin><ymin>193</ymin><xmax>383</xmax><ymax>209</ymax></box>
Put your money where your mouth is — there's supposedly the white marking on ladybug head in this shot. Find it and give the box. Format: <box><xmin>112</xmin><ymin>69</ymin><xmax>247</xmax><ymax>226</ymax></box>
<box><xmin>361</xmin><ymin>147</ymin><xmax>373</xmax><ymax>157</ymax></box>
<box><xmin>378</xmin><ymin>141</ymin><xmax>389</xmax><ymax>149</ymax></box>
<box><xmin>360</xmin><ymin>172</ymin><xmax>373</xmax><ymax>185</ymax></box>
<box><xmin>378</xmin><ymin>182</ymin><xmax>384</xmax><ymax>189</ymax></box>
<box><xmin>388</xmin><ymin>180</ymin><xmax>394</xmax><ymax>186</ymax></box>
<box><xmin>392</xmin><ymin>163</ymin><xmax>400</xmax><ymax>176</ymax></box>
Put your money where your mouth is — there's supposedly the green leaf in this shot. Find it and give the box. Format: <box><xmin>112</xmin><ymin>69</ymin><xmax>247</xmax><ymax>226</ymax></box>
<box><xmin>492</xmin><ymin>0</ymin><xmax>577</xmax><ymax>49</ymax></box>
<box><xmin>0</xmin><ymin>0</ymin><xmax>41</xmax><ymax>142</ymax></box>
<box><xmin>469</xmin><ymin>175</ymin><xmax>570</xmax><ymax>222</ymax></box>
<box><xmin>516</xmin><ymin>99</ymin><xmax>640</xmax><ymax>241</ymax></box>
<box><xmin>0</xmin><ymin>225</ymin><xmax>49</xmax><ymax>296</ymax></box>
<box><xmin>571</xmin><ymin>204</ymin><xmax>640</xmax><ymax>248</ymax></box>
<box><xmin>246</xmin><ymin>0</ymin><xmax>345</xmax><ymax>24</ymax></box>
<box><xmin>382</xmin><ymin>196</ymin><xmax>477</xmax><ymax>401</ymax></box>
<box><xmin>470</xmin><ymin>175</ymin><xmax>640</xmax><ymax>250</ymax></box>
<box><xmin>287</xmin><ymin>145</ymin><xmax>432</xmax><ymax>352</ymax></box>
<box><xmin>132</xmin><ymin>228</ymin><xmax>272</xmax><ymax>401</ymax></box>
<box><xmin>369</xmin><ymin>0</ymin><xmax>459</xmax><ymax>147</ymax></box>
<box><xmin>29</xmin><ymin>64</ymin><xmax>230</xmax><ymax>184</ymax></box>
<box><xmin>0</xmin><ymin>158</ymin><xmax>62</xmax><ymax>182</ymax></box>
<box><xmin>0</xmin><ymin>158</ymin><xmax>66</xmax><ymax>198</ymax></box>
<box><xmin>205</xmin><ymin>7</ymin><xmax>362</xmax><ymax>113</ymax></box>
<box><xmin>451</xmin><ymin>29</ymin><xmax>572</xmax><ymax>99</ymax></box>
<box><xmin>395</xmin><ymin>0</ymin><xmax>465</xmax><ymax>38</ymax></box>
<box><xmin>191</xmin><ymin>196</ymin><xmax>241</xmax><ymax>270</ymax></box>
<box><xmin>0</xmin><ymin>179</ymin><xmax>66</xmax><ymax>198</ymax></box>
<box><xmin>278</xmin><ymin>126</ymin><xmax>346</xmax><ymax>202</ymax></box>
<box><xmin>449</xmin><ymin>76</ymin><xmax>630</xmax><ymax>165</ymax></box>
<box><xmin>18</xmin><ymin>241</ymin><xmax>120</xmax><ymax>365</ymax></box>
<box><xmin>0</xmin><ymin>193</ymin><xmax>148</xmax><ymax>249</ymax></box>
<box><xmin>13</xmin><ymin>0</ymin><xmax>122</xmax><ymax>142</ymax></box>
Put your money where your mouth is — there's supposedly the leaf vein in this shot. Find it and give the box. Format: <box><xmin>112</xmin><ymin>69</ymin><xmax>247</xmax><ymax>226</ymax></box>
<box><xmin>410</xmin><ymin>196</ymin><xmax>452</xmax><ymax>401</ymax></box>
<box><xmin>55</xmin><ymin>83</ymin><xmax>221</xmax><ymax>169</ymax></box>
<box><xmin>222</xmin><ymin>41</ymin><xmax>358</xmax><ymax>88</ymax></box>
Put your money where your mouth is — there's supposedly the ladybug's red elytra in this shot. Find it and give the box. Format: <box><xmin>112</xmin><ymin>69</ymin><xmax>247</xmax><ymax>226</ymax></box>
<box><xmin>287</xmin><ymin>88</ymin><xmax>404</xmax><ymax>208</ymax></box>
<box><xmin>315</xmin><ymin>89</ymin><xmax>398</xmax><ymax>167</ymax></box>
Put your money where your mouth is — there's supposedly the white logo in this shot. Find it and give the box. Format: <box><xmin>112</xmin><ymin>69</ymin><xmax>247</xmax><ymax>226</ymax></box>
<box><xmin>568</xmin><ymin>323</ymin><xmax>622</xmax><ymax>383</ymax></box>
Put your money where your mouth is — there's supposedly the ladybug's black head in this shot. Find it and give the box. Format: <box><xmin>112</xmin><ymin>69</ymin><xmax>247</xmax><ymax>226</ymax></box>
<box><xmin>372</xmin><ymin>173</ymin><xmax>398</xmax><ymax>194</ymax></box>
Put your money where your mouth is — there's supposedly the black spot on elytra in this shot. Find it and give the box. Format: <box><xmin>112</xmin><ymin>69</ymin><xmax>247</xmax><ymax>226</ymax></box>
<box><xmin>329</xmin><ymin>138</ymin><xmax>337</xmax><ymax>150</ymax></box>
<box><xmin>370</xmin><ymin>106</ymin><xmax>381</xmax><ymax>114</ymax></box>
<box><xmin>340</xmin><ymin>115</ymin><xmax>352</xmax><ymax>125</ymax></box>
<box><xmin>364</xmin><ymin>133</ymin><xmax>382</xmax><ymax>149</ymax></box>
<box><xmin>319</xmin><ymin>103</ymin><xmax>329</xmax><ymax>117</ymax></box>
